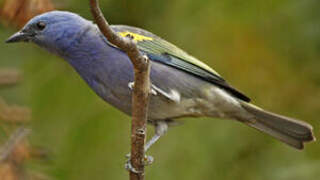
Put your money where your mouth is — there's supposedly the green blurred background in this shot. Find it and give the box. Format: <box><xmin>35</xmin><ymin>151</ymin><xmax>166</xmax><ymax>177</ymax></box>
<box><xmin>0</xmin><ymin>0</ymin><xmax>319</xmax><ymax>179</ymax></box>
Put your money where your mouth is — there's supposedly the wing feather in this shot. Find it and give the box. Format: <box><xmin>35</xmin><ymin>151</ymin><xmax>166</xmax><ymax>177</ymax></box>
<box><xmin>110</xmin><ymin>25</ymin><xmax>250</xmax><ymax>102</ymax></box>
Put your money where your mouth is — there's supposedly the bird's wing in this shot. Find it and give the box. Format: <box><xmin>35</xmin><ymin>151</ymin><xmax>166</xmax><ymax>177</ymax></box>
<box><xmin>109</xmin><ymin>25</ymin><xmax>250</xmax><ymax>102</ymax></box>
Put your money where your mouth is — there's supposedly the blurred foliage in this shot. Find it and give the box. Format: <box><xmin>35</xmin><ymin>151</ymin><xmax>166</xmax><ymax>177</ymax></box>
<box><xmin>0</xmin><ymin>0</ymin><xmax>319</xmax><ymax>180</ymax></box>
<box><xmin>0</xmin><ymin>69</ymin><xmax>47</xmax><ymax>180</ymax></box>
<box><xmin>0</xmin><ymin>0</ymin><xmax>54</xmax><ymax>28</ymax></box>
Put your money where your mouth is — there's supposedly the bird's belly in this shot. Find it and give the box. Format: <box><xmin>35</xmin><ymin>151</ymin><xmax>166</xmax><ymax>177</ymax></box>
<box><xmin>86</xmin><ymin>70</ymin><xmax>243</xmax><ymax>121</ymax></box>
<box><xmin>147</xmin><ymin>87</ymin><xmax>242</xmax><ymax>120</ymax></box>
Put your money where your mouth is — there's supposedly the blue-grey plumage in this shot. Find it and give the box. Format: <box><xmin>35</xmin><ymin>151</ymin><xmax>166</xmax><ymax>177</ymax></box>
<box><xmin>6</xmin><ymin>11</ymin><xmax>314</xmax><ymax>150</ymax></box>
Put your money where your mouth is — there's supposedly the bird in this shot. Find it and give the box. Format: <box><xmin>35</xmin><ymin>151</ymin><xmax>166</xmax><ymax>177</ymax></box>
<box><xmin>6</xmin><ymin>11</ymin><xmax>315</xmax><ymax>153</ymax></box>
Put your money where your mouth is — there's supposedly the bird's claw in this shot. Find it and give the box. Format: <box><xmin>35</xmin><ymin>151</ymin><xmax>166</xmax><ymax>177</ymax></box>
<box><xmin>128</xmin><ymin>82</ymin><xmax>134</xmax><ymax>90</ymax></box>
<box><xmin>125</xmin><ymin>153</ymin><xmax>154</xmax><ymax>173</ymax></box>
<box><xmin>125</xmin><ymin>159</ymin><xmax>142</xmax><ymax>174</ymax></box>
<box><xmin>143</xmin><ymin>154</ymin><xmax>154</xmax><ymax>166</ymax></box>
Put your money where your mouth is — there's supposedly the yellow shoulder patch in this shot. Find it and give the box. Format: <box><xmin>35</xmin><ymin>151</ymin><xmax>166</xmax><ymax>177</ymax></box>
<box><xmin>118</xmin><ymin>31</ymin><xmax>153</xmax><ymax>42</ymax></box>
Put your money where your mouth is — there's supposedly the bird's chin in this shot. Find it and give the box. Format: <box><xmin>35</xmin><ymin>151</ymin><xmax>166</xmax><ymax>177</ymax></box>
<box><xmin>34</xmin><ymin>42</ymin><xmax>64</xmax><ymax>57</ymax></box>
<box><xmin>22</xmin><ymin>39</ymin><xmax>33</xmax><ymax>43</ymax></box>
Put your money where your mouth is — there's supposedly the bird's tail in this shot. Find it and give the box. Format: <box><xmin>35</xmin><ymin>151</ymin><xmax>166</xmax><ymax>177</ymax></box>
<box><xmin>238</xmin><ymin>102</ymin><xmax>315</xmax><ymax>150</ymax></box>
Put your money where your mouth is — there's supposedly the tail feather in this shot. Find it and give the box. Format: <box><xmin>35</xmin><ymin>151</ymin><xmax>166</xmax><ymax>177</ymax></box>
<box><xmin>240</xmin><ymin>102</ymin><xmax>315</xmax><ymax>150</ymax></box>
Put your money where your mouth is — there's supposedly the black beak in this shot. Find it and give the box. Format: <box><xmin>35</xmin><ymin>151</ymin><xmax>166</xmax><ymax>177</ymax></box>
<box><xmin>5</xmin><ymin>31</ymin><xmax>32</xmax><ymax>43</ymax></box>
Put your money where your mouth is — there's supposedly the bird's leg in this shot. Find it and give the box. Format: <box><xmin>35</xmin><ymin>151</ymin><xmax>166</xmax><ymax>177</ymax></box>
<box><xmin>125</xmin><ymin>121</ymin><xmax>168</xmax><ymax>172</ymax></box>
<box><xmin>145</xmin><ymin>121</ymin><xmax>168</xmax><ymax>152</ymax></box>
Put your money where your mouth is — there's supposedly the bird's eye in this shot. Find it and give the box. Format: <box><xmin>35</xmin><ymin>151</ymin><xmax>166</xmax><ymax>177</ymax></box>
<box><xmin>36</xmin><ymin>22</ymin><xmax>46</xmax><ymax>30</ymax></box>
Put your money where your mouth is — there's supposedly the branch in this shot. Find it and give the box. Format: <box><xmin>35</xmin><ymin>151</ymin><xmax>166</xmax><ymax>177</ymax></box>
<box><xmin>89</xmin><ymin>1</ymin><xmax>151</xmax><ymax>180</ymax></box>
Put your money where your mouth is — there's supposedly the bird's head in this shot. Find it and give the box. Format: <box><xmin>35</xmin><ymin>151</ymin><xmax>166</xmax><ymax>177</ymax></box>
<box><xmin>6</xmin><ymin>11</ymin><xmax>90</xmax><ymax>55</ymax></box>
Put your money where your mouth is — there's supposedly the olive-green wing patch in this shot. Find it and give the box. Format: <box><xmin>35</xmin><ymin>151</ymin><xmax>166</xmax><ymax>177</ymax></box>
<box><xmin>110</xmin><ymin>25</ymin><xmax>250</xmax><ymax>102</ymax></box>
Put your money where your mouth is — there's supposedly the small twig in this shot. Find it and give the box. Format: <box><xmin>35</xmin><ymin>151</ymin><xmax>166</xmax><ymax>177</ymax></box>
<box><xmin>89</xmin><ymin>1</ymin><xmax>151</xmax><ymax>180</ymax></box>
<box><xmin>0</xmin><ymin>127</ymin><xmax>31</xmax><ymax>163</ymax></box>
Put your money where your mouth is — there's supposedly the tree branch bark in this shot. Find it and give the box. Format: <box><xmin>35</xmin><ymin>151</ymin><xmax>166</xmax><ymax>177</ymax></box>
<box><xmin>89</xmin><ymin>1</ymin><xmax>150</xmax><ymax>180</ymax></box>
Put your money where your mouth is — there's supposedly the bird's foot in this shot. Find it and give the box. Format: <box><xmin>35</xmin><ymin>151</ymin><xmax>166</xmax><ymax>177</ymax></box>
<box><xmin>128</xmin><ymin>82</ymin><xmax>134</xmax><ymax>90</ymax></box>
<box><xmin>143</xmin><ymin>154</ymin><xmax>154</xmax><ymax>166</ymax></box>
<box><xmin>124</xmin><ymin>121</ymin><xmax>168</xmax><ymax>173</ymax></box>
<box><xmin>128</xmin><ymin>82</ymin><xmax>157</xmax><ymax>95</ymax></box>
<box><xmin>125</xmin><ymin>159</ymin><xmax>141</xmax><ymax>174</ymax></box>
<box><xmin>125</xmin><ymin>153</ymin><xmax>154</xmax><ymax>173</ymax></box>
